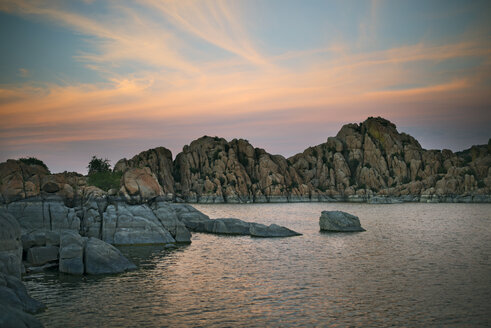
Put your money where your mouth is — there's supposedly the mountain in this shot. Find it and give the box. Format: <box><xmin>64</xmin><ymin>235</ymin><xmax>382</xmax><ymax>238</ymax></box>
<box><xmin>1</xmin><ymin>117</ymin><xmax>490</xmax><ymax>204</ymax></box>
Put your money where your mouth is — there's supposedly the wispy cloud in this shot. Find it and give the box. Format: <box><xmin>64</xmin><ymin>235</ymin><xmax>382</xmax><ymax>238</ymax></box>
<box><xmin>17</xmin><ymin>68</ymin><xmax>29</xmax><ymax>77</ymax></box>
<box><xmin>0</xmin><ymin>0</ymin><xmax>490</xmax><ymax>172</ymax></box>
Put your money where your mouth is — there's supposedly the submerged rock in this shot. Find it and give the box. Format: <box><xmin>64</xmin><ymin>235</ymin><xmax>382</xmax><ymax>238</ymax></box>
<box><xmin>319</xmin><ymin>211</ymin><xmax>365</xmax><ymax>232</ymax></box>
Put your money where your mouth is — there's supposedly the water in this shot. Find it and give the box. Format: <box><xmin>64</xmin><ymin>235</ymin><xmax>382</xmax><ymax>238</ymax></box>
<box><xmin>25</xmin><ymin>203</ymin><xmax>491</xmax><ymax>327</ymax></box>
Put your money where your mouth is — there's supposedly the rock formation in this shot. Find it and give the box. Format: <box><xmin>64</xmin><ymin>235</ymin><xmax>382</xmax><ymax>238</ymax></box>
<box><xmin>319</xmin><ymin>211</ymin><xmax>365</xmax><ymax>232</ymax></box>
<box><xmin>113</xmin><ymin>117</ymin><xmax>490</xmax><ymax>203</ymax></box>
<box><xmin>0</xmin><ymin>210</ymin><xmax>45</xmax><ymax>328</ymax></box>
<box><xmin>1</xmin><ymin>117</ymin><xmax>489</xmax><ymax>204</ymax></box>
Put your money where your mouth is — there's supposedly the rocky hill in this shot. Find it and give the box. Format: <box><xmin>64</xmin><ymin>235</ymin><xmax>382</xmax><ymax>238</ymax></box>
<box><xmin>111</xmin><ymin>117</ymin><xmax>490</xmax><ymax>203</ymax></box>
<box><xmin>1</xmin><ymin>117</ymin><xmax>490</xmax><ymax>204</ymax></box>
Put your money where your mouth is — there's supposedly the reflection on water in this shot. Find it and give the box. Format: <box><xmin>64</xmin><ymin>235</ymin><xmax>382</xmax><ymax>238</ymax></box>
<box><xmin>26</xmin><ymin>203</ymin><xmax>491</xmax><ymax>327</ymax></box>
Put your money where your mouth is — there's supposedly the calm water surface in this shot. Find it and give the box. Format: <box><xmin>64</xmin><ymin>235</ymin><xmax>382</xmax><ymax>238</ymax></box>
<box><xmin>26</xmin><ymin>203</ymin><xmax>491</xmax><ymax>327</ymax></box>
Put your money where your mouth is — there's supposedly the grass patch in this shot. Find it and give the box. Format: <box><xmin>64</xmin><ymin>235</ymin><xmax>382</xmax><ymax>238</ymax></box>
<box><xmin>87</xmin><ymin>171</ymin><xmax>122</xmax><ymax>191</ymax></box>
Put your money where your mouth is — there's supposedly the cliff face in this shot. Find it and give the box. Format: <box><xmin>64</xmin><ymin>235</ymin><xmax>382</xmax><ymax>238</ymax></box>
<box><xmin>1</xmin><ymin>117</ymin><xmax>490</xmax><ymax>204</ymax></box>
<box><xmin>113</xmin><ymin>117</ymin><xmax>490</xmax><ymax>203</ymax></box>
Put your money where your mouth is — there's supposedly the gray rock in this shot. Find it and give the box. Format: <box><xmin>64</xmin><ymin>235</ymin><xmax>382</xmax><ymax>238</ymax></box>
<box><xmin>0</xmin><ymin>210</ymin><xmax>23</xmax><ymax>278</ymax></box>
<box><xmin>204</xmin><ymin>218</ymin><xmax>251</xmax><ymax>235</ymax></box>
<box><xmin>0</xmin><ymin>273</ymin><xmax>46</xmax><ymax>314</ymax></box>
<box><xmin>102</xmin><ymin>203</ymin><xmax>175</xmax><ymax>245</ymax></box>
<box><xmin>0</xmin><ymin>305</ymin><xmax>43</xmax><ymax>328</ymax></box>
<box><xmin>59</xmin><ymin>232</ymin><xmax>85</xmax><ymax>275</ymax></box>
<box><xmin>6</xmin><ymin>200</ymin><xmax>79</xmax><ymax>233</ymax></box>
<box><xmin>21</xmin><ymin>230</ymin><xmax>60</xmax><ymax>250</ymax></box>
<box><xmin>249</xmin><ymin>223</ymin><xmax>302</xmax><ymax>237</ymax></box>
<box><xmin>152</xmin><ymin>202</ymin><xmax>191</xmax><ymax>243</ymax></box>
<box><xmin>171</xmin><ymin>204</ymin><xmax>211</xmax><ymax>231</ymax></box>
<box><xmin>181</xmin><ymin>214</ymin><xmax>301</xmax><ymax>238</ymax></box>
<box><xmin>319</xmin><ymin>211</ymin><xmax>365</xmax><ymax>232</ymax></box>
<box><xmin>26</xmin><ymin>246</ymin><xmax>59</xmax><ymax>266</ymax></box>
<box><xmin>84</xmin><ymin>237</ymin><xmax>136</xmax><ymax>275</ymax></box>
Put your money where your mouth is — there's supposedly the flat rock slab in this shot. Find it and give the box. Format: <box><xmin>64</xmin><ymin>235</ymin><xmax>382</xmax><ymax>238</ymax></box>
<box><xmin>184</xmin><ymin>217</ymin><xmax>301</xmax><ymax>238</ymax></box>
<box><xmin>249</xmin><ymin>223</ymin><xmax>301</xmax><ymax>237</ymax></box>
<box><xmin>319</xmin><ymin>211</ymin><xmax>365</xmax><ymax>232</ymax></box>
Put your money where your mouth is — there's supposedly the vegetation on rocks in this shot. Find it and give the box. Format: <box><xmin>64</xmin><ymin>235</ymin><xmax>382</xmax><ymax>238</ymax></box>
<box><xmin>19</xmin><ymin>157</ymin><xmax>49</xmax><ymax>172</ymax></box>
<box><xmin>87</xmin><ymin>171</ymin><xmax>122</xmax><ymax>191</ymax></box>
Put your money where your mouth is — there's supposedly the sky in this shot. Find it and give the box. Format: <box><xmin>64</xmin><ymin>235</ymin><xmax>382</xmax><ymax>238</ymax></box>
<box><xmin>0</xmin><ymin>0</ymin><xmax>490</xmax><ymax>174</ymax></box>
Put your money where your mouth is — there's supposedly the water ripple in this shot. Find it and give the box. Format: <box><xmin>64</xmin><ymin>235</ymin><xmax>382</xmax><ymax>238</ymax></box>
<box><xmin>25</xmin><ymin>203</ymin><xmax>491</xmax><ymax>327</ymax></box>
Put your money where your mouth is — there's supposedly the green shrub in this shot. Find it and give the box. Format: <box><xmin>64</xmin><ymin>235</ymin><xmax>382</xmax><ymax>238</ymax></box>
<box><xmin>477</xmin><ymin>181</ymin><xmax>485</xmax><ymax>188</ymax></box>
<box><xmin>87</xmin><ymin>156</ymin><xmax>111</xmax><ymax>174</ymax></box>
<box><xmin>19</xmin><ymin>157</ymin><xmax>49</xmax><ymax>171</ymax></box>
<box><xmin>87</xmin><ymin>171</ymin><xmax>122</xmax><ymax>191</ymax></box>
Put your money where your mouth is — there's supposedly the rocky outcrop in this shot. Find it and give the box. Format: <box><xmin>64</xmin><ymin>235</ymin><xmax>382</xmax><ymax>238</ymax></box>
<box><xmin>319</xmin><ymin>211</ymin><xmax>365</xmax><ymax>232</ymax></box>
<box><xmin>110</xmin><ymin>117</ymin><xmax>490</xmax><ymax>203</ymax></box>
<box><xmin>1</xmin><ymin>117</ymin><xmax>489</xmax><ymax>204</ymax></box>
<box><xmin>0</xmin><ymin>209</ymin><xmax>45</xmax><ymax>328</ymax></box>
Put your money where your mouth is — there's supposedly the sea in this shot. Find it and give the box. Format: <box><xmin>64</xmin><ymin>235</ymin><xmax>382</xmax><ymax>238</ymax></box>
<box><xmin>25</xmin><ymin>203</ymin><xmax>491</xmax><ymax>327</ymax></box>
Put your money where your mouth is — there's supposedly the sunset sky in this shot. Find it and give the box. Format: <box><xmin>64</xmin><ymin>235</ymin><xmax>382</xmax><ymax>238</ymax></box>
<box><xmin>0</xmin><ymin>0</ymin><xmax>490</xmax><ymax>173</ymax></box>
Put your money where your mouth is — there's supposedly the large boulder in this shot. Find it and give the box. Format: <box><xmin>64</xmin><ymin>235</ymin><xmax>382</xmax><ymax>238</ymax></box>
<box><xmin>84</xmin><ymin>237</ymin><xmax>136</xmax><ymax>275</ymax></box>
<box><xmin>0</xmin><ymin>160</ymin><xmax>48</xmax><ymax>204</ymax></box>
<box><xmin>59</xmin><ymin>231</ymin><xmax>85</xmax><ymax>275</ymax></box>
<box><xmin>319</xmin><ymin>211</ymin><xmax>365</xmax><ymax>232</ymax></box>
<box><xmin>119</xmin><ymin>167</ymin><xmax>164</xmax><ymax>204</ymax></box>
<box><xmin>114</xmin><ymin>147</ymin><xmax>175</xmax><ymax>194</ymax></box>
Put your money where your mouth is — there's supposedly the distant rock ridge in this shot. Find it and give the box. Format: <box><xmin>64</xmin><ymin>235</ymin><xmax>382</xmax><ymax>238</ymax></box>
<box><xmin>114</xmin><ymin>116</ymin><xmax>491</xmax><ymax>203</ymax></box>
<box><xmin>1</xmin><ymin>117</ymin><xmax>490</xmax><ymax>204</ymax></box>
